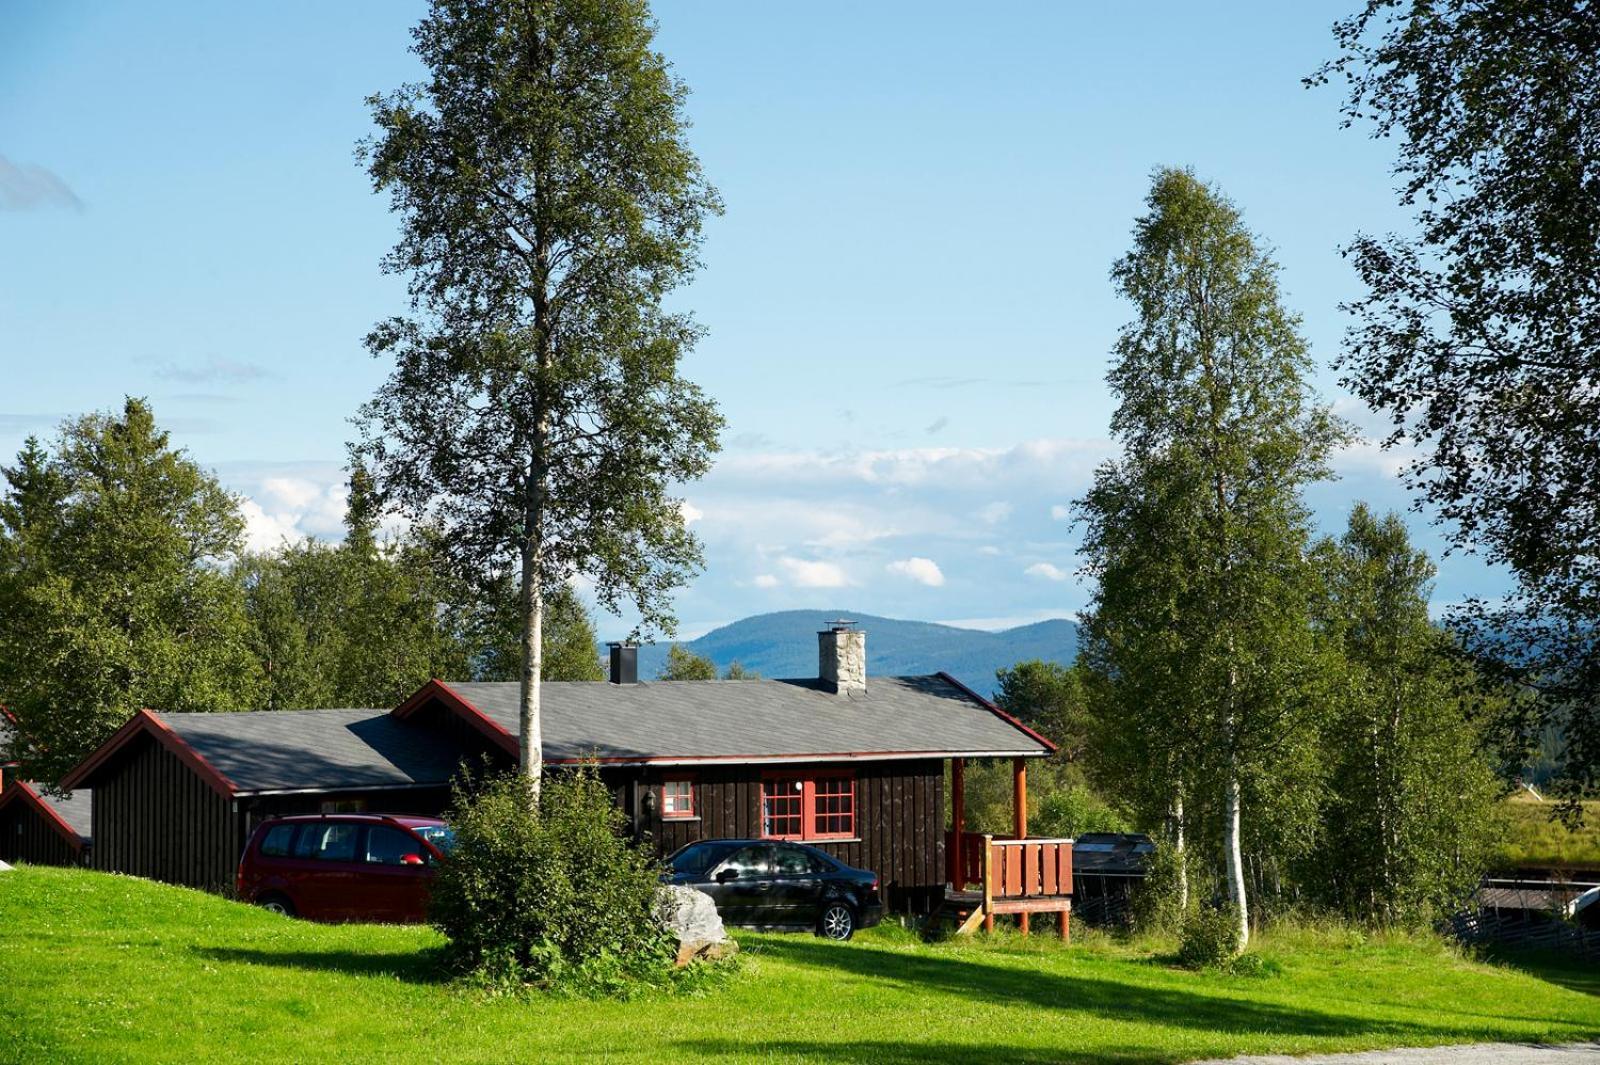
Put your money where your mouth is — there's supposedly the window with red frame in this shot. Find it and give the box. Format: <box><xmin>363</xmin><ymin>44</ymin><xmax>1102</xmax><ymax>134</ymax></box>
<box><xmin>761</xmin><ymin>773</ymin><xmax>855</xmax><ymax>841</ymax></box>
<box><xmin>661</xmin><ymin>778</ymin><xmax>695</xmax><ymax>819</ymax></box>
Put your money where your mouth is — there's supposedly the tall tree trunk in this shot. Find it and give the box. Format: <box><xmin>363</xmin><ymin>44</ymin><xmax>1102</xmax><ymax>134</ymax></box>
<box><xmin>1223</xmin><ymin>750</ymin><xmax>1249</xmax><ymax>951</ymax></box>
<box><xmin>517</xmin><ymin>540</ymin><xmax>544</xmax><ymax>801</ymax></box>
<box><xmin>1170</xmin><ymin>788</ymin><xmax>1189</xmax><ymax>913</ymax></box>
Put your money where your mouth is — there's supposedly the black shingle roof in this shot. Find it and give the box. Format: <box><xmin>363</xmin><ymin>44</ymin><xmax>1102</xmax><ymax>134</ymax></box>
<box><xmin>445</xmin><ymin>675</ymin><xmax>1051</xmax><ymax>763</ymax></box>
<box><xmin>156</xmin><ymin>709</ymin><xmax>469</xmax><ymax>795</ymax></box>
<box><xmin>25</xmin><ymin>783</ymin><xmax>91</xmax><ymax>843</ymax></box>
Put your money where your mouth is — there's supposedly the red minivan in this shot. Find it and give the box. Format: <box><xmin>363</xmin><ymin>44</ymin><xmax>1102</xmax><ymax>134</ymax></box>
<box><xmin>236</xmin><ymin>814</ymin><xmax>453</xmax><ymax>923</ymax></box>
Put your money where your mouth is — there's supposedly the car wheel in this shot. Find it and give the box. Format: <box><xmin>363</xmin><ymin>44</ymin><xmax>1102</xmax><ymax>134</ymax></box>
<box><xmin>818</xmin><ymin>901</ymin><xmax>855</xmax><ymax>941</ymax></box>
<box><xmin>257</xmin><ymin>893</ymin><xmax>296</xmax><ymax>918</ymax></box>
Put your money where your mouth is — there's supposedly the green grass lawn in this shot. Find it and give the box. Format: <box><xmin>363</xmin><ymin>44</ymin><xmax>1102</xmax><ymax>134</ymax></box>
<box><xmin>2</xmin><ymin>866</ymin><xmax>1598</xmax><ymax>1064</ymax></box>
<box><xmin>1493</xmin><ymin>796</ymin><xmax>1600</xmax><ymax>870</ymax></box>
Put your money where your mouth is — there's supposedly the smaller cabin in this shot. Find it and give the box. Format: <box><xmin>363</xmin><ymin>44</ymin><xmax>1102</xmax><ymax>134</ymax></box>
<box><xmin>0</xmin><ymin>779</ymin><xmax>91</xmax><ymax>868</ymax></box>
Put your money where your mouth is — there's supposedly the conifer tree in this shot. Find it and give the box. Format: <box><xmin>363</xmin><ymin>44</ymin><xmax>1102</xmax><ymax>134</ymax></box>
<box><xmin>0</xmin><ymin>399</ymin><xmax>260</xmax><ymax>780</ymax></box>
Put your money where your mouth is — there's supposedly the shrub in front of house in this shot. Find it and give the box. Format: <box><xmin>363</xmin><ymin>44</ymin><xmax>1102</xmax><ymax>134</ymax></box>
<box><xmin>1177</xmin><ymin>903</ymin><xmax>1242</xmax><ymax>969</ymax></box>
<box><xmin>429</xmin><ymin>766</ymin><xmax>676</xmax><ymax>995</ymax></box>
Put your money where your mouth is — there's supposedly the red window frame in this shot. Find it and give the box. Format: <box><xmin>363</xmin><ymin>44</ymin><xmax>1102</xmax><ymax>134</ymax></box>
<box><xmin>761</xmin><ymin>770</ymin><xmax>855</xmax><ymax>841</ymax></box>
<box><xmin>660</xmin><ymin>777</ymin><xmax>696</xmax><ymax>819</ymax></box>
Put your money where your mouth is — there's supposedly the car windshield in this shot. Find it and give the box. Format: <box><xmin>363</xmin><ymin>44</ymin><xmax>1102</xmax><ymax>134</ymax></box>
<box><xmin>668</xmin><ymin>841</ymin><xmax>743</xmax><ymax>875</ymax></box>
<box><xmin>410</xmin><ymin>825</ymin><xmax>456</xmax><ymax>854</ymax></box>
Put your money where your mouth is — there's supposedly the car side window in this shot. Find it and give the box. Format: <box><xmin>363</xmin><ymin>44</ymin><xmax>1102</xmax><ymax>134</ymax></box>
<box><xmin>295</xmin><ymin>822</ymin><xmax>362</xmax><ymax>862</ymax></box>
<box><xmin>772</xmin><ymin>845</ymin><xmax>818</xmax><ymax>876</ymax></box>
<box><xmin>258</xmin><ymin>824</ymin><xmax>297</xmax><ymax>858</ymax></box>
<box><xmin>718</xmin><ymin>845</ymin><xmax>772</xmax><ymax>879</ymax></box>
<box><xmin>365</xmin><ymin>826</ymin><xmax>424</xmax><ymax>866</ymax></box>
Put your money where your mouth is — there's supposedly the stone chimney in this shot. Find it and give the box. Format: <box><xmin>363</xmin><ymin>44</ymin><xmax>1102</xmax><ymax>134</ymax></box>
<box><xmin>818</xmin><ymin>621</ymin><xmax>866</xmax><ymax>695</ymax></box>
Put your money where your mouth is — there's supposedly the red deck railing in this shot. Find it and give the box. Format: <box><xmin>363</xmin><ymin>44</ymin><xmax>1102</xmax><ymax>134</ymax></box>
<box><xmin>945</xmin><ymin>832</ymin><xmax>1074</xmax><ymax>938</ymax></box>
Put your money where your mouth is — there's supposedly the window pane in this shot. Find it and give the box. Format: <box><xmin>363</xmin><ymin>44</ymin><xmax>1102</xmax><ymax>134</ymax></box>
<box><xmin>365</xmin><ymin>826</ymin><xmax>422</xmax><ymax>865</ymax></box>
<box><xmin>762</xmin><ymin>778</ymin><xmax>804</xmax><ymax>838</ymax></box>
<box><xmin>297</xmin><ymin>823</ymin><xmax>361</xmax><ymax>862</ymax></box>
<box><xmin>669</xmin><ymin>841</ymin><xmax>742</xmax><ymax>875</ymax></box>
<box><xmin>259</xmin><ymin>824</ymin><xmax>296</xmax><ymax>858</ymax></box>
<box><xmin>662</xmin><ymin>779</ymin><xmax>693</xmax><ymax>816</ymax></box>
<box><xmin>719</xmin><ymin>845</ymin><xmax>772</xmax><ymax>878</ymax></box>
<box><xmin>772</xmin><ymin>845</ymin><xmax>817</xmax><ymax>876</ymax></box>
<box><xmin>813</xmin><ymin>777</ymin><xmax>855</xmax><ymax>836</ymax></box>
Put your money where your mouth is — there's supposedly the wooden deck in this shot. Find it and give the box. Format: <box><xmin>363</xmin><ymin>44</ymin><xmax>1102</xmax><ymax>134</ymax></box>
<box><xmin>944</xmin><ymin>832</ymin><xmax>1073</xmax><ymax>938</ymax></box>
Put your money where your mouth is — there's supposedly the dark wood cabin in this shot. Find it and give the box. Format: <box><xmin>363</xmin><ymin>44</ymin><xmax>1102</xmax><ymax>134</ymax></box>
<box><xmin>0</xmin><ymin>779</ymin><xmax>90</xmax><ymax>868</ymax></box>
<box><xmin>62</xmin><ymin>627</ymin><xmax>1055</xmax><ymax>912</ymax></box>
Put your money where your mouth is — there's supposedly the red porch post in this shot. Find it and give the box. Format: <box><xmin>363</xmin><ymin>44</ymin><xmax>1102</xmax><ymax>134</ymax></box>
<box><xmin>1014</xmin><ymin>757</ymin><xmax>1030</xmax><ymax>935</ymax></box>
<box><xmin>949</xmin><ymin>757</ymin><xmax>966</xmax><ymax>887</ymax></box>
<box><xmin>1012</xmin><ymin>757</ymin><xmax>1027</xmax><ymax>838</ymax></box>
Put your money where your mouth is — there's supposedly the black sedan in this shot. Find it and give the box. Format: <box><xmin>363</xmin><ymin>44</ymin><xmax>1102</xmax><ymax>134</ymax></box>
<box><xmin>664</xmin><ymin>839</ymin><xmax>884</xmax><ymax>940</ymax></box>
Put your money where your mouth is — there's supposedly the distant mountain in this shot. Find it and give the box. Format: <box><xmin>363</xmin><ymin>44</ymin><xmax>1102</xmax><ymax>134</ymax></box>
<box><xmin>611</xmin><ymin>610</ymin><xmax>1079</xmax><ymax>696</ymax></box>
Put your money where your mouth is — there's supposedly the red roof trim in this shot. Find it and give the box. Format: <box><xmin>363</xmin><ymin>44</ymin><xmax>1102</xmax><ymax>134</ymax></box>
<box><xmin>59</xmin><ymin>709</ymin><xmax>238</xmax><ymax>798</ymax></box>
<box><xmin>392</xmin><ymin>679</ymin><xmax>519</xmax><ymax>759</ymax></box>
<box><xmin>0</xmin><ymin>780</ymin><xmax>86</xmax><ymax>851</ymax></box>
<box><xmin>936</xmin><ymin>671</ymin><xmax>1058</xmax><ymax>754</ymax></box>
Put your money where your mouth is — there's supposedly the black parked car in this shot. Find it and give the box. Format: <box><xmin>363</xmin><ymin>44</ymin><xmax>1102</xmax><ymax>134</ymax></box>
<box><xmin>664</xmin><ymin>839</ymin><xmax>884</xmax><ymax>940</ymax></box>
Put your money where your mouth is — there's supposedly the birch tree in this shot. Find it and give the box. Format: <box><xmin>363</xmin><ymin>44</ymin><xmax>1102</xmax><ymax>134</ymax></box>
<box><xmin>1077</xmin><ymin>168</ymin><xmax>1346</xmax><ymax>951</ymax></box>
<box><xmin>353</xmin><ymin>0</ymin><xmax>723</xmax><ymax>796</ymax></box>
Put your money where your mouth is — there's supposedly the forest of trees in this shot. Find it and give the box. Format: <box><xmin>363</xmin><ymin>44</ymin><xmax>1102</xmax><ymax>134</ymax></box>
<box><xmin>2</xmin><ymin>0</ymin><xmax>1596</xmax><ymax>963</ymax></box>
<box><xmin>0</xmin><ymin>398</ymin><xmax>606</xmax><ymax>783</ymax></box>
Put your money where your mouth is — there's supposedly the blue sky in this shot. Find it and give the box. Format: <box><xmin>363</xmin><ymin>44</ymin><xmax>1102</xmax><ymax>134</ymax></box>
<box><xmin>0</xmin><ymin>2</ymin><xmax>1506</xmax><ymax>638</ymax></box>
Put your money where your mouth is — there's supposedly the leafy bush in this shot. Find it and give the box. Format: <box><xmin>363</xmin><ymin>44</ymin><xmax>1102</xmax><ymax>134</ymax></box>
<box><xmin>430</xmin><ymin>766</ymin><xmax>676</xmax><ymax>995</ymax></box>
<box><xmin>1130</xmin><ymin>841</ymin><xmax>1190</xmax><ymax>936</ymax></box>
<box><xmin>1177</xmin><ymin>904</ymin><xmax>1241</xmax><ymax>969</ymax></box>
<box><xmin>1032</xmin><ymin>783</ymin><xmax>1130</xmax><ymax>840</ymax></box>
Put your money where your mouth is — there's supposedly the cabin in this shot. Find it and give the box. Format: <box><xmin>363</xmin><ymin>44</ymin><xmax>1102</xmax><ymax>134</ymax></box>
<box><xmin>58</xmin><ymin>625</ymin><xmax>1061</xmax><ymax>916</ymax></box>
<box><xmin>0</xmin><ymin>779</ymin><xmax>91</xmax><ymax>867</ymax></box>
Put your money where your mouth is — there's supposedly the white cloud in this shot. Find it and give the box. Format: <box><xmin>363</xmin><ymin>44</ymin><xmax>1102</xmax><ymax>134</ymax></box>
<box><xmin>1050</xmin><ymin>504</ymin><xmax>1071</xmax><ymax>521</ymax></box>
<box><xmin>680</xmin><ymin>500</ymin><xmax>704</xmax><ymax>525</ymax></box>
<box><xmin>977</xmin><ymin>501</ymin><xmax>1013</xmax><ymax>526</ymax></box>
<box><xmin>977</xmin><ymin>545</ymin><xmax>1002</xmax><ymax>557</ymax></box>
<box><xmin>1334</xmin><ymin>437</ymin><xmax>1417</xmax><ymax>480</ymax></box>
<box><xmin>1025</xmin><ymin>562</ymin><xmax>1070</xmax><ymax>582</ymax></box>
<box><xmin>753</xmin><ymin>574</ymin><xmax>780</xmax><ymax>589</ymax></box>
<box><xmin>778</xmin><ymin>557</ymin><xmax>851</xmax><ymax>588</ymax></box>
<box><xmin>239</xmin><ymin>498</ymin><xmax>305</xmax><ymax>553</ymax></box>
<box><xmin>710</xmin><ymin>437</ymin><xmax>1114</xmax><ymax>491</ymax></box>
<box><xmin>886</xmin><ymin>556</ymin><xmax>945</xmax><ymax>587</ymax></box>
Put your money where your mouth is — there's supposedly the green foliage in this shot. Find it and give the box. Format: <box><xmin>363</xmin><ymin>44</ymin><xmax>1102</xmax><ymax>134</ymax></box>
<box><xmin>722</xmin><ymin>660</ymin><xmax>759</xmax><ymax>680</ymax></box>
<box><xmin>995</xmin><ymin>660</ymin><xmax>1090</xmax><ymax>763</ymax></box>
<box><xmin>1494</xmin><ymin>797</ymin><xmax>1600</xmax><ymax>871</ymax></box>
<box><xmin>1178</xmin><ymin>905</ymin><xmax>1243</xmax><ymax>969</ymax></box>
<box><xmin>0</xmin><ymin>399</ymin><xmax>260</xmax><ymax>779</ymax></box>
<box><xmin>1031</xmin><ymin>781</ymin><xmax>1128</xmax><ymax>840</ymax></box>
<box><xmin>430</xmin><ymin>766</ymin><xmax>674</xmax><ymax>995</ymax></box>
<box><xmin>353</xmin><ymin>0</ymin><xmax>724</xmax><ymax>780</ymax></box>
<box><xmin>1131</xmin><ymin>841</ymin><xmax>1190</xmax><ymax>937</ymax></box>
<box><xmin>658</xmin><ymin>644</ymin><xmax>716</xmax><ymax>681</ymax></box>
<box><xmin>1077</xmin><ymin>168</ymin><xmax>1349</xmax><ymax>944</ymax></box>
<box><xmin>1315</xmin><ymin>5</ymin><xmax>1600</xmax><ymax>807</ymax></box>
<box><xmin>1308</xmin><ymin>504</ymin><xmax>1502</xmax><ymax>922</ymax></box>
<box><xmin>449</xmin><ymin>578</ymin><xmax>605</xmax><ymax>684</ymax></box>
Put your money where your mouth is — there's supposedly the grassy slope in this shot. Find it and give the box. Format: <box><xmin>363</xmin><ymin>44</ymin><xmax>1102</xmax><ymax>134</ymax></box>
<box><xmin>1493</xmin><ymin>796</ymin><xmax>1600</xmax><ymax>870</ymax></box>
<box><xmin>3</xmin><ymin>867</ymin><xmax>1598</xmax><ymax>1065</ymax></box>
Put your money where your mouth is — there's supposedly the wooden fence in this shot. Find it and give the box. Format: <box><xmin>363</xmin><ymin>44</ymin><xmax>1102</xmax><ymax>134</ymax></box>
<box><xmin>1446</xmin><ymin>909</ymin><xmax>1600</xmax><ymax>962</ymax></box>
